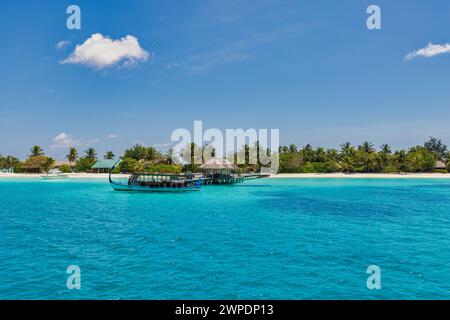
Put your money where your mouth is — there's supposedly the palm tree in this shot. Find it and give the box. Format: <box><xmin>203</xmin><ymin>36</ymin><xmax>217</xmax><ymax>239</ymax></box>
<box><xmin>202</xmin><ymin>144</ymin><xmax>216</xmax><ymax>162</ymax></box>
<box><xmin>85</xmin><ymin>148</ymin><xmax>97</xmax><ymax>160</ymax></box>
<box><xmin>406</xmin><ymin>151</ymin><xmax>425</xmax><ymax>172</ymax></box>
<box><xmin>66</xmin><ymin>147</ymin><xmax>78</xmax><ymax>170</ymax></box>
<box><xmin>340</xmin><ymin>156</ymin><xmax>355</xmax><ymax>174</ymax></box>
<box><xmin>424</xmin><ymin>137</ymin><xmax>448</xmax><ymax>160</ymax></box>
<box><xmin>30</xmin><ymin>145</ymin><xmax>44</xmax><ymax>157</ymax></box>
<box><xmin>379</xmin><ymin>144</ymin><xmax>392</xmax><ymax>172</ymax></box>
<box><xmin>301</xmin><ymin>144</ymin><xmax>314</xmax><ymax>162</ymax></box>
<box><xmin>380</xmin><ymin>144</ymin><xmax>392</xmax><ymax>154</ymax></box>
<box><xmin>146</xmin><ymin>147</ymin><xmax>159</xmax><ymax>161</ymax></box>
<box><xmin>42</xmin><ymin>157</ymin><xmax>55</xmax><ymax>173</ymax></box>
<box><xmin>104</xmin><ymin>151</ymin><xmax>115</xmax><ymax>160</ymax></box>
<box><xmin>339</xmin><ymin>143</ymin><xmax>355</xmax><ymax>173</ymax></box>
<box><xmin>340</xmin><ymin>142</ymin><xmax>354</xmax><ymax>158</ymax></box>
<box><xmin>314</xmin><ymin>147</ymin><xmax>327</xmax><ymax>162</ymax></box>
<box><xmin>280</xmin><ymin>146</ymin><xmax>289</xmax><ymax>154</ymax></box>
<box><xmin>326</xmin><ymin>149</ymin><xmax>339</xmax><ymax>161</ymax></box>
<box><xmin>360</xmin><ymin>141</ymin><xmax>375</xmax><ymax>153</ymax></box>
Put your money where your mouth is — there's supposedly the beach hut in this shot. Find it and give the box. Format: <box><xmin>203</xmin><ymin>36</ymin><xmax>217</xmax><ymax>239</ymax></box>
<box><xmin>199</xmin><ymin>158</ymin><xmax>239</xmax><ymax>183</ymax></box>
<box><xmin>435</xmin><ymin>160</ymin><xmax>446</xmax><ymax>170</ymax></box>
<box><xmin>200</xmin><ymin>158</ymin><xmax>237</xmax><ymax>174</ymax></box>
<box><xmin>92</xmin><ymin>159</ymin><xmax>117</xmax><ymax>173</ymax></box>
<box><xmin>21</xmin><ymin>156</ymin><xmax>48</xmax><ymax>173</ymax></box>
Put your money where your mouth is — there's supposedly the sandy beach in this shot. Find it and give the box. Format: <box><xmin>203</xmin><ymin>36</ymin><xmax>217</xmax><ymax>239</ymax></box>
<box><xmin>1</xmin><ymin>173</ymin><xmax>450</xmax><ymax>179</ymax></box>
<box><xmin>0</xmin><ymin>173</ymin><xmax>129</xmax><ymax>179</ymax></box>
<box><xmin>269</xmin><ymin>173</ymin><xmax>450</xmax><ymax>179</ymax></box>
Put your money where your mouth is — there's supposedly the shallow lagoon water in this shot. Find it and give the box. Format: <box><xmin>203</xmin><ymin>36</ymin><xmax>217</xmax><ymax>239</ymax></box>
<box><xmin>1</xmin><ymin>178</ymin><xmax>450</xmax><ymax>299</ymax></box>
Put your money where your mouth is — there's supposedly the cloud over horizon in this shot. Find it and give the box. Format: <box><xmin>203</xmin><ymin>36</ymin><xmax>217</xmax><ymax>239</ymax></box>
<box><xmin>405</xmin><ymin>42</ymin><xmax>450</xmax><ymax>60</ymax></box>
<box><xmin>61</xmin><ymin>33</ymin><xmax>150</xmax><ymax>69</ymax></box>
<box><xmin>51</xmin><ymin>132</ymin><xmax>99</xmax><ymax>150</ymax></box>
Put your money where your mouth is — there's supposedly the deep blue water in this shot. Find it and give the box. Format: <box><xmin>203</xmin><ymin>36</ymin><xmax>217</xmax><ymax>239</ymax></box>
<box><xmin>1</xmin><ymin>178</ymin><xmax>450</xmax><ymax>300</ymax></box>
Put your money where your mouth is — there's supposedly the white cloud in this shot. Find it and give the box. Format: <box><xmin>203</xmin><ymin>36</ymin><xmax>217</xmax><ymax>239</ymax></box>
<box><xmin>50</xmin><ymin>132</ymin><xmax>99</xmax><ymax>150</ymax></box>
<box><xmin>51</xmin><ymin>132</ymin><xmax>79</xmax><ymax>149</ymax></box>
<box><xmin>56</xmin><ymin>40</ymin><xmax>71</xmax><ymax>50</ymax></box>
<box><xmin>86</xmin><ymin>138</ymin><xmax>100</xmax><ymax>146</ymax></box>
<box><xmin>405</xmin><ymin>42</ymin><xmax>450</xmax><ymax>61</ymax></box>
<box><xmin>107</xmin><ymin>134</ymin><xmax>119</xmax><ymax>139</ymax></box>
<box><xmin>61</xmin><ymin>33</ymin><xmax>150</xmax><ymax>69</ymax></box>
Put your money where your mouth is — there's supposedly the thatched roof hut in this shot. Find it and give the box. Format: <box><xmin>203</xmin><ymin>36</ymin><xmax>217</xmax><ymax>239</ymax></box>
<box><xmin>200</xmin><ymin>158</ymin><xmax>238</xmax><ymax>171</ymax></box>
<box><xmin>435</xmin><ymin>160</ymin><xmax>446</xmax><ymax>170</ymax></box>
<box><xmin>21</xmin><ymin>155</ymin><xmax>48</xmax><ymax>173</ymax></box>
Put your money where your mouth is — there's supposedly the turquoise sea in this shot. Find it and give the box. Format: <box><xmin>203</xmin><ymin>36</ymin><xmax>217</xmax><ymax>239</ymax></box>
<box><xmin>1</xmin><ymin>177</ymin><xmax>450</xmax><ymax>300</ymax></box>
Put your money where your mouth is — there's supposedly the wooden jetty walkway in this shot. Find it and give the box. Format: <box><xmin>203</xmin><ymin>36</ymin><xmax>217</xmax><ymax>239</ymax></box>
<box><xmin>200</xmin><ymin>173</ymin><xmax>270</xmax><ymax>185</ymax></box>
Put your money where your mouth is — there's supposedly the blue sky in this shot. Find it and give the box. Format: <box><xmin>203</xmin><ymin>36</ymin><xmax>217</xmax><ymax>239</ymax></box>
<box><xmin>1</xmin><ymin>0</ymin><xmax>450</xmax><ymax>159</ymax></box>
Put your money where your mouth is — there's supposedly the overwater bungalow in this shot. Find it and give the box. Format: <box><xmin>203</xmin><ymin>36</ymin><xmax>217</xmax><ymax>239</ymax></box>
<box><xmin>199</xmin><ymin>158</ymin><xmax>270</xmax><ymax>184</ymax></box>
<box><xmin>199</xmin><ymin>158</ymin><xmax>242</xmax><ymax>184</ymax></box>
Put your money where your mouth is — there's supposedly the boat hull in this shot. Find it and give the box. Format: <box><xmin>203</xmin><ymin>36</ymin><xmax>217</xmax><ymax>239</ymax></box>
<box><xmin>110</xmin><ymin>182</ymin><xmax>201</xmax><ymax>192</ymax></box>
<box><xmin>108</xmin><ymin>160</ymin><xmax>201</xmax><ymax>192</ymax></box>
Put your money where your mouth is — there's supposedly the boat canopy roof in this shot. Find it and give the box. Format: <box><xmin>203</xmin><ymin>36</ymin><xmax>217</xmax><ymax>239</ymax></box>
<box><xmin>132</xmin><ymin>173</ymin><xmax>193</xmax><ymax>177</ymax></box>
<box><xmin>131</xmin><ymin>173</ymin><xmax>196</xmax><ymax>180</ymax></box>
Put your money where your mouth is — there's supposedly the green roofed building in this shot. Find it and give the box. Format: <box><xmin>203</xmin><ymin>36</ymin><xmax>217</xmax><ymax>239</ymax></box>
<box><xmin>92</xmin><ymin>159</ymin><xmax>117</xmax><ymax>173</ymax></box>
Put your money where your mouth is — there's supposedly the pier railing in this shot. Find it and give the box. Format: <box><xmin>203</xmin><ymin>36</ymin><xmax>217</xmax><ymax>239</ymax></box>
<box><xmin>200</xmin><ymin>173</ymin><xmax>270</xmax><ymax>185</ymax></box>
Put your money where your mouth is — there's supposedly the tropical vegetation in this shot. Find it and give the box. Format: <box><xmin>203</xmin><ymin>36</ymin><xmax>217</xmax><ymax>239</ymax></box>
<box><xmin>1</xmin><ymin>137</ymin><xmax>449</xmax><ymax>174</ymax></box>
<box><xmin>278</xmin><ymin>137</ymin><xmax>449</xmax><ymax>173</ymax></box>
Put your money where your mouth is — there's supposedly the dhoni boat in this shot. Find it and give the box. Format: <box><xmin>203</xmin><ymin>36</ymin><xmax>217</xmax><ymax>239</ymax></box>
<box><xmin>109</xmin><ymin>161</ymin><xmax>202</xmax><ymax>192</ymax></box>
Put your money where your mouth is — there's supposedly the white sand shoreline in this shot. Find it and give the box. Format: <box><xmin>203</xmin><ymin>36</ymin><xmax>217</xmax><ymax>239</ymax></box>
<box><xmin>269</xmin><ymin>173</ymin><xmax>450</xmax><ymax>179</ymax></box>
<box><xmin>0</xmin><ymin>173</ymin><xmax>128</xmax><ymax>179</ymax></box>
<box><xmin>1</xmin><ymin>173</ymin><xmax>450</xmax><ymax>179</ymax></box>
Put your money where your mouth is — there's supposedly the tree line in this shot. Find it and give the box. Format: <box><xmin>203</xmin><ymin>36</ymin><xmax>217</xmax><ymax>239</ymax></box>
<box><xmin>0</xmin><ymin>146</ymin><xmax>115</xmax><ymax>173</ymax></box>
<box><xmin>278</xmin><ymin>137</ymin><xmax>449</xmax><ymax>173</ymax></box>
<box><xmin>1</xmin><ymin>137</ymin><xmax>449</xmax><ymax>174</ymax></box>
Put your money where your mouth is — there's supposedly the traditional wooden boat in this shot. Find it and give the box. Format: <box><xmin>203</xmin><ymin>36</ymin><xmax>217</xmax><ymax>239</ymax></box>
<box><xmin>109</xmin><ymin>161</ymin><xmax>202</xmax><ymax>192</ymax></box>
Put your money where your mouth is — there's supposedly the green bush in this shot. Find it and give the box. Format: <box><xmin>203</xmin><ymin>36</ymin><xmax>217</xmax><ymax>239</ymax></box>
<box><xmin>119</xmin><ymin>158</ymin><xmax>143</xmax><ymax>173</ymax></box>
<box><xmin>382</xmin><ymin>165</ymin><xmax>400</xmax><ymax>173</ymax></box>
<box><xmin>58</xmin><ymin>164</ymin><xmax>71</xmax><ymax>173</ymax></box>
<box><xmin>324</xmin><ymin>161</ymin><xmax>340</xmax><ymax>173</ymax></box>
<box><xmin>111</xmin><ymin>167</ymin><xmax>121</xmax><ymax>174</ymax></box>
<box><xmin>74</xmin><ymin>157</ymin><xmax>96</xmax><ymax>172</ymax></box>
<box><xmin>299</xmin><ymin>162</ymin><xmax>316</xmax><ymax>173</ymax></box>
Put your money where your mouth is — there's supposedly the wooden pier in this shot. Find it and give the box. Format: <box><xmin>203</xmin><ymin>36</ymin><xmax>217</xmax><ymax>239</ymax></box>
<box><xmin>198</xmin><ymin>158</ymin><xmax>270</xmax><ymax>185</ymax></box>
<box><xmin>199</xmin><ymin>173</ymin><xmax>270</xmax><ymax>185</ymax></box>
